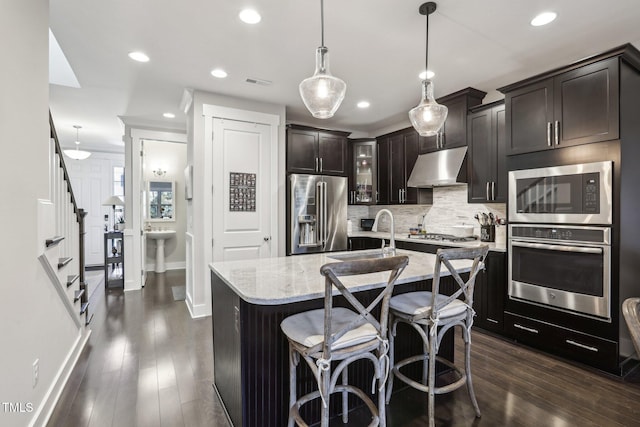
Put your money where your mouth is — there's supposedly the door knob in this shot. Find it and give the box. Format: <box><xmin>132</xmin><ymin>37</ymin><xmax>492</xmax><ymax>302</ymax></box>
<box><xmin>263</xmin><ymin>236</ymin><xmax>271</xmax><ymax>242</ymax></box>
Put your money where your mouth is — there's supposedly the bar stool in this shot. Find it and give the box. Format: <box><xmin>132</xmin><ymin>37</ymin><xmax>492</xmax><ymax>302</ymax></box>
<box><xmin>385</xmin><ymin>246</ymin><xmax>488</xmax><ymax>427</ymax></box>
<box><xmin>623</xmin><ymin>298</ymin><xmax>640</xmax><ymax>358</ymax></box>
<box><xmin>281</xmin><ymin>255</ymin><xmax>409</xmax><ymax>427</ymax></box>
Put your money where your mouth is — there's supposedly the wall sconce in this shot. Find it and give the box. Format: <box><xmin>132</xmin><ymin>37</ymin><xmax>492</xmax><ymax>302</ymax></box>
<box><xmin>152</xmin><ymin>168</ymin><xmax>166</xmax><ymax>177</ymax></box>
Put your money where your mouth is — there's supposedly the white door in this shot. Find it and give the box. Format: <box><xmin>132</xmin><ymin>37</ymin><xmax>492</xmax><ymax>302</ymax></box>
<box><xmin>212</xmin><ymin>118</ymin><xmax>274</xmax><ymax>261</ymax></box>
<box><xmin>67</xmin><ymin>156</ymin><xmax>121</xmax><ymax>266</ymax></box>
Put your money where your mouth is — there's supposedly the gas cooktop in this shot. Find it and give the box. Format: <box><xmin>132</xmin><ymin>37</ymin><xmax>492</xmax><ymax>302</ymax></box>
<box><xmin>406</xmin><ymin>233</ymin><xmax>478</xmax><ymax>242</ymax></box>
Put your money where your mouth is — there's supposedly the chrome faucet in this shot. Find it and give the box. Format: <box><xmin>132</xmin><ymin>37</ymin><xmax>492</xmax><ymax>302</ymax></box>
<box><xmin>372</xmin><ymin>209</ymin><xmax>395</xmax><ymax>255</ymax></box>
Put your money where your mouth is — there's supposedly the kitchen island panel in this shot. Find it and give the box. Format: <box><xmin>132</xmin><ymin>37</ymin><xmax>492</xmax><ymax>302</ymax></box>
<box><xmin>211</xmin><ymin>270</ymin><xmax>459</xmax><ymax>427</ymax></box>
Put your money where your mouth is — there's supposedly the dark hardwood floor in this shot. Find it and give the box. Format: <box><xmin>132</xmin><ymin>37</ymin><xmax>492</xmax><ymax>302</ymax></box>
<box><xmin>48</xmin><ymin>270</ymin><xmax>640</xmax><ymax>427</ymax></box>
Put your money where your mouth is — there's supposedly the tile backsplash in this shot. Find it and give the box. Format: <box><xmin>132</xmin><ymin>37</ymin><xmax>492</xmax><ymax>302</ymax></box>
<box><xmin>348</xmin><ymin>185</ymin><xmax>506</xmax><ymax>240</ymax></box>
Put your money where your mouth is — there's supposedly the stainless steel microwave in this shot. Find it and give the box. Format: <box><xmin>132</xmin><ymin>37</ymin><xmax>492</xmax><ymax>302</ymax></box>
<box><xmin>508</xmin><ymin>161</ymin><xmax>613</xmax><ymax>225</ymax></box>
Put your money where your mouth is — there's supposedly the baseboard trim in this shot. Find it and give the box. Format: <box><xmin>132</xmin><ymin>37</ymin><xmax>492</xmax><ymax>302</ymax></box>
<box><xmin>29</xmin><ymin>328</ymin><xmax>91</xmax><ymax>427</ymax></box>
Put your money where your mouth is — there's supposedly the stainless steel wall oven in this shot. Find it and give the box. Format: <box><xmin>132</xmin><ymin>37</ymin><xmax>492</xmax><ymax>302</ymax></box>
<box><xmin>509</xmin><ymin>224</ymin><xmax>611</xmax><ymax>320</ymax></box>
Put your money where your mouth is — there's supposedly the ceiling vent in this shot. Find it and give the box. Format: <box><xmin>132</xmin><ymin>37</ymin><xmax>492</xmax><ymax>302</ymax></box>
<box><xmin>245</xmin><ymin>77</ymin><xmax>272</xmax><ymax>86</ymax></box>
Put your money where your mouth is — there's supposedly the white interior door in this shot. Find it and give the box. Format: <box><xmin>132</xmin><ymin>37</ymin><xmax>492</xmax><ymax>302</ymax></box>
<box><xmin>212</xmin><ymin>118</ymin><xmax>273</xmax><ymax>261</ymax></box>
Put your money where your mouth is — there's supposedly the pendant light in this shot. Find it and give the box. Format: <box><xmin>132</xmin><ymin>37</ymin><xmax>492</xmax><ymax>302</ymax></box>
<box><xmin>64</xmin><ymin>125</ymin><xmax>92</xmax><ymax>160</ymax></box>
<box><xmin>409</xmin><ymin>2</ymin><xmax>448</xmax><ymax>137</ymax></box>
<box><xmin>299</xmin><ymin>0</ymin><xmax>346</xmax><ymax>119</ymax></box>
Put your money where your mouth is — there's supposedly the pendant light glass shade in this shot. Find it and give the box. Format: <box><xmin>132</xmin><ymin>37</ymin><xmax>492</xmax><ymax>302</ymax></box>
<box><xmin>409</xmin><ymin>79</ymin><xmax>448</xmax><ymax>136</ymax></box>
<box><xmin>410</xmin><ymin>2</ymin><xmax>447</xmax><ymax>136</ymax></box>
<box><xmin>299</xmin><ymin>47</ymin><xmax>346</xmax><ymax>119</ymax></box>
<box><xmin>64</xmin><ymin>125</ymin><xmax>92</xmax><ymax>160</ymax></box>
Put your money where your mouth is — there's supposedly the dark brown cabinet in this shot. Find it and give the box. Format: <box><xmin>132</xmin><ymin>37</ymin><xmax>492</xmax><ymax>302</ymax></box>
<box><xmin>501</xmin><ymin>57</ymin><xmax>620</xmax><ymax>155</ymax></box>
<box><xmin>467</xmin><ymin>101</ymin><xmax>507</xmax><ymax>203</ymax></box>
<box><xmin>377</xmin><ymin>128</ymin><xmax>420</xmax><ymax>204</ymax></box>
<box><xmin>286</xmin><ymin>125</ymin><xmax>349</xmax><ymax>176</ymax></box>
<box><xmin>348</xmin><ymin>139</ymin><xmax>377</xmax><ymax>205</ymax></box>
<box><xmin>419</xmin><ymin>88</ymin><xmax>486</xmax><ymax>153</ymax></box>
<box><xmin>473</xmin><ymin>251</ymin><xmax>506</xmax><ymax>333</ymax></box>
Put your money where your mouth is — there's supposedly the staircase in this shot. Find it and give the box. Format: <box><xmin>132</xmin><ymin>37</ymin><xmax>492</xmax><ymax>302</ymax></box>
<box><xmin>39</xmin><ymin>113</ymin><xmax>92</xmax><ymax>328</ymax></box>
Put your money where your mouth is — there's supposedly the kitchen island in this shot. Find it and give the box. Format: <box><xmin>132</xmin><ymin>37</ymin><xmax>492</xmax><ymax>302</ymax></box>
<box><xmin>209</xmin><ymin>249</ymin><xmax>475</xmax><ymax>427</ymax></box>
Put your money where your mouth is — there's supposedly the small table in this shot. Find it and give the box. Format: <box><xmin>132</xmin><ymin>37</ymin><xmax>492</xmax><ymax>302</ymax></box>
<box><xmin>104</xmin><ymin>231</ymin><xmax>124</xmax><ymax>287</ymax></box>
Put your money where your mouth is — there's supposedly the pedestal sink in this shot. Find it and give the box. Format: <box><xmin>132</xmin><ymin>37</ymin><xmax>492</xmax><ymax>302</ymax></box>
<box><xmin>146</xmin><ymin>230</ymin><xmax>176</xmax><ymax>273</ymax></box>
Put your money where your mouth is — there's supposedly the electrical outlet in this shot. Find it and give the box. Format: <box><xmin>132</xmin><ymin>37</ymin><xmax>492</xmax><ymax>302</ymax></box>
<box><xmin>32</xmin><ymin>359</ymin><xmax>39</xmax><ymax>388</ymax></box>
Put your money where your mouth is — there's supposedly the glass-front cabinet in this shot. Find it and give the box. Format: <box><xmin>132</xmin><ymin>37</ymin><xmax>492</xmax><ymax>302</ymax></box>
<box><xmin>348</xmin><ymin>139</ymin><xmax>377</xmax><ymax>205</ymax></box>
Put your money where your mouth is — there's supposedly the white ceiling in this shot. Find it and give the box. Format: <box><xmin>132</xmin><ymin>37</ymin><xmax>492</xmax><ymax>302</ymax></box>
<box><xmin>49</xmin><ymin>0</ymin><xmax>640</xmax><ymax>152</ymax></box>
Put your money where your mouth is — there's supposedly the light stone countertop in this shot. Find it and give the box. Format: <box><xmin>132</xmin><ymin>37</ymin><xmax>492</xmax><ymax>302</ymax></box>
<box><xmin>349</xmin><ymin>231</ymin><xmax>507</xmax><ymax>253</ymax></box>
<box><xmin>210</xmin><ymin>249</ymin><xmax>476</xmax><ymax>305</ymax></box>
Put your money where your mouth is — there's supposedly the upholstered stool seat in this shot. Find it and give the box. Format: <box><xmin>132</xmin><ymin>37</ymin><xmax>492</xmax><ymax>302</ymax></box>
<box><xmin>386</xmin><ymin>246</ymin><xmax>489</xmax><ymax>427</ymax></box>
<box><xmin>281</xmin><ymin>255</ymin><xmax>409</xmax><ymax>427</ymax></box>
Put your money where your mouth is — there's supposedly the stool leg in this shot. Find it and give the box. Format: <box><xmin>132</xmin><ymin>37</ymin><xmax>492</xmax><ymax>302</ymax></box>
<box><xmin>464</xmin><ymin>322</ymin><xmax>481</xmax><ymax>418</ymax></box>
<box><xmin>288</xmin><ymin>344</ymin><xmax>297</xmax><ymax>427</ymax></box>
<box><xmin>378</xmin><ymin>354</ymin><xmax>387</xmax><ymax>427</ymax></box>
<box><xmin>385</xmin><ymin>315</ymin><xmax>396</xmax><ymax>404</ymax></box>
<box><xmin>428</xmin><ymin>325</ymin><xmax>437</xmax><ymax>427</ymax></box>
<box><xmin>422</xmin><ymin>324</ymin><xmax>429</xmax><ymax>385</ymax></box>
<box><xmin>321</xmin><ymin>368</ymin><xmax>330</xmax><ymax>427</ymax></box>
<box><xmin>342</xmin><ymin>366</ymin><xmax>348</xmax><ymax>423</ymax></box>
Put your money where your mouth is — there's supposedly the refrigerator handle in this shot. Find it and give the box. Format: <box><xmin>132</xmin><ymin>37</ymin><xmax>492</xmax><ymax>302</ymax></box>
<box><xmin>316</xmin><ymin>181</ymin><xmax>323</xmax><ymax>246</ymax></box>
<box><xmin>322</xmin><ymin>182</ymin><xmax>328</xmax><ymax>246</ymax></box>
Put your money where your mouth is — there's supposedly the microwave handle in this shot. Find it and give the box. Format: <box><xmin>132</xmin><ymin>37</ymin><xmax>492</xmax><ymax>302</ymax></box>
<box><xmin>511</xmin><ymin>240</ymin><xmax>603</xmax><ymax>254</ymax></box>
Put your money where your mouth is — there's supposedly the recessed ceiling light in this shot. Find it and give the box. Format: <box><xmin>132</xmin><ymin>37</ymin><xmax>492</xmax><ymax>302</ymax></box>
<box><xmin>239</xmin><ymin>9</ymin><xmax>261</xmax><ymax>24</ymax></box>
<box><xmin>128</xmin><ymin>51</ymin><xmax>150</xmax><ymax>62</ymax></box>
<box><xmin>163</xmin><ymin>113</ymin><xmax>175</xmax><ymax>119</ymax></box>
<box><xmin>531</xmin><ymin>12</ymin><xmax>557</xmax><ymax>26</ymax></box>
<box><xmin>211</xmin><ymin>68</ymin><xmax>228</xmax><ymax>78</ymax></box>
<box><xmin>419</xmin><ymin>70</ymin><xmax>435</xmax><ymax>80</ymax></box>
<box><xmin>357</xmin><ymin>101</ymin><xmax>370</xmax><ymax>109</ymax></box>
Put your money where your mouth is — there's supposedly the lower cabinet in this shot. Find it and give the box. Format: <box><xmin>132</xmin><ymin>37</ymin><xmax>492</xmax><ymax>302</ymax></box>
<box><xmin>504</xmin><ymin>311</ymin><xmax>618</xmax><ymax>372</ymax></box>
<box><xmin>348</xmin><ymin>236</ymin><xmax>384</xmax><ymax>251</ymax></box>
<box><xmin>473</xmin><ymin>251</ymin><xmax>506</xmax><ymax>333</ymax></box>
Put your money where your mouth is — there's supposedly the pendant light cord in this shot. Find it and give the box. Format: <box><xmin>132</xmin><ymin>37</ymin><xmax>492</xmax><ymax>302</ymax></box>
<box><xmin>424</xmin><ymin>8</ymin><xmax>429</xmax><ymax>76</ymax></box>
<box><xmin>320</xmin><ymin>0</ymin><xmax>325</xmax><ymax>48</ymax></box>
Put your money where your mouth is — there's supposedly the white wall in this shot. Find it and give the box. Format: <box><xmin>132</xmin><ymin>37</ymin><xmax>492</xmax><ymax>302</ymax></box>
<box><xmin>143</xmin><ymin>140</ymin><xmax>187</xmax><ymax>270</ymax></box>
<box><xmin>0</xmin><ymin>2</ymin><xmax>86</xmax><ymax>426</ymax></box>
<box><xmin>185</xmin><ymin>90</ymin><xmax>286</xmax><ymax>318</ymax></box>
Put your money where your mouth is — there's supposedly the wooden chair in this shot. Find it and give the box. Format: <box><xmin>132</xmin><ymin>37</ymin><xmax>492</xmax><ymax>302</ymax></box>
<box><xmin>623</xmin><ymin>298</ymin><xmax>640</xmax><ymax>359</ymax></box>
<box><xmin>385</xmin><ymin>246</ymin><xmax>489</xmax><ymax>427</ymax></box>
<box><xmin>281</xmin><ymin>255</ymin><xmax>409</xmax><ymax>427</ymax></box>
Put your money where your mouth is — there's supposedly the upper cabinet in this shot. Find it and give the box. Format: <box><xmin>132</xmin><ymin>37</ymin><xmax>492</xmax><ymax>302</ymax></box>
<box><xmin>500</xmin><ymin>55</ymin><xmax>622</xmax><ymax>156</ymax></box>
<box><xmin>348</xmin><ymin>139</ymin><xmax>377</xmax><ymax>205</ymax></box>
<box><xmin>419</xmin><ymin>88</ymin><xmax>486</xmax><ymax>153</ymax></box>
<box><xmin>286</xmin><ymin>125</ymin><xmax>349</xmax><ymax>176</ymax></box>
<box><xmin>467</xmin><ymin>101</ymin><xmax>507</xmax><ymax>203</ymax></box>
<box><xmin>377</xmin><ymin>128</ymin><xmax>420</xmax><ymax>205</ymax></box>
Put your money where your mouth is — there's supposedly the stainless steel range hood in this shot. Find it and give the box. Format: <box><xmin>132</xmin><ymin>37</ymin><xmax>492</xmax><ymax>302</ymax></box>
<box><xmin>407</xmin><ymin>146</ymin><xmax>467</xmax><ymax>188</ymax></box>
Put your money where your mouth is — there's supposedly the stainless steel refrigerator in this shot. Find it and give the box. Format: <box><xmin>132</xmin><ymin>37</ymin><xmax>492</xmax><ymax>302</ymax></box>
<box><xmin>288</xmin><ymin>174</ymin><xmax>348</xmax><ymax>255</ymax></box>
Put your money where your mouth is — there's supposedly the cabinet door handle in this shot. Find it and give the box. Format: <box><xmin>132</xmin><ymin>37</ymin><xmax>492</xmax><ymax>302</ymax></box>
<box><xmin>315</xmin><ymin>157</ymin><xmax>319</xmax><ymax>172</ymax></box>
<box><xmin>486</xmin><ymin>182</ymin><xmax>490</xmax><ymax>201</ymax></box>
<box><xmin>514</xmin><ymin>323</ymin><xmax>539</xmax><ymax>334</ymax></box>
<box><xmin>554</xmin><ymin>121</ymin><xmax>560</xmax><ymax>145</ymax></box>
<box><xmin>320</xmin><ymin>157</ymin><xmax>323</xmax><ymax>172</ymax></box>
<box><xmin>566</xmin><ymin>339</ymin><xmax>599</xmax><ymax>352</ymax></box>
<box><xmin>487</xmin><ymin>318</ymin><xmax>499</xmax><ymax>324</ymax></box>
<box><xmin>398</xmin><ymin>189</ymin><xmax>402</xmax><ymax>203</ymax></box>
<box><xmin>547</xmin><ymin>122</ymin><xmax>552</xmax><ymax>146</ymax></box>
<box><xmin>491</xmin><ymin>182</ymin><xmax>496</xmax><ymax>201</ymax></box>
<box><xmin>376</xmin><ymin>191</ymin><xmax>379</xmax><ymax>203</ymax></box>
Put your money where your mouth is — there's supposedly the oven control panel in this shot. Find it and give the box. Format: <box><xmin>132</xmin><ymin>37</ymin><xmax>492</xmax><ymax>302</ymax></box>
<box><xmin>510</xmin><ymin>225</ymin><xmax>610</xmax><ymax>244</ymax></box>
